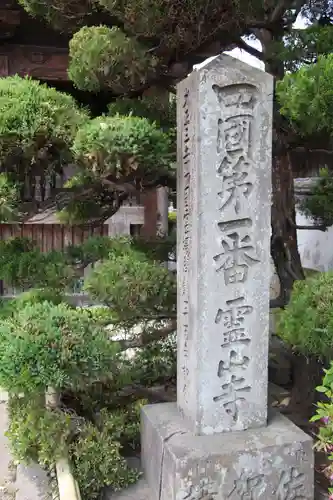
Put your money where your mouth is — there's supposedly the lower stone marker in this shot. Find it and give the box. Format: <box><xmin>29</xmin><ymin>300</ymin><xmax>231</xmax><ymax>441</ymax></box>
<box><xmin>141</xmin><ymin>54</ymin><xmax>313</xmax><ymax>499</ymax></box>
<box><xmin>142</xmin><ymin>404</ymin><xmax>312</xmax><ymax>500</ymax></box>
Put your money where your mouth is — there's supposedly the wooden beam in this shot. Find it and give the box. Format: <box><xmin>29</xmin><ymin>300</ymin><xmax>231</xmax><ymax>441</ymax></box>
<box><xmin>0</xmin><ymin>8</ymin><xmax>21</xmax><ymax>39</ymax></box>
<box><xmin>0</xmin><ymin>1</ymin><xmax>18</xmax><ymax>8</ymax></box>
<box><xmin>0</xmin><ymin>44</ymin><xmax>69</xmax><ymax>81</ymax></box>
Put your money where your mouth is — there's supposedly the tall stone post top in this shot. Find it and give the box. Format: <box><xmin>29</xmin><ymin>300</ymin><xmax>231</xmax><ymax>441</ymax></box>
<box><xmin>192</xmin><ymin>52</ymin><xmax>273</xmax><ymax>81</ymax></box>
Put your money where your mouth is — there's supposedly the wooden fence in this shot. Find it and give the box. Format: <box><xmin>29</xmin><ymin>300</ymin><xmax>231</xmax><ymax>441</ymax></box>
<box><xmin>0</xmin><ymin>223</ymin><xmax>108</xmax><ymax>252</ymax></box>
<box><xmin>0</xmin><ymin>223</ymin><xmax>108</xmax><ymax>296</ymax></box>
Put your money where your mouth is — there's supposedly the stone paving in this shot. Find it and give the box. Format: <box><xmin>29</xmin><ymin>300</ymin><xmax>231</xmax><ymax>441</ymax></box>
<box><xmin>0</xmin><ymin>393</ymin><xmax>50</xmax><ymax>500</ymax></box>
<box><xmin>104</xmin><ymin>479</ymin><xmax>151</xmax><ymax>500</ymax></box>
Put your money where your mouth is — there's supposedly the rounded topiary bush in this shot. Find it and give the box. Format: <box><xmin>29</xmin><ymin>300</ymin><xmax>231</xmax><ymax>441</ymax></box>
<box><xmin>84</xmin><ymin>247</ymin><xmax>176</xmax><ymax>322</ymax></box>
<box><xmin>277</xmin><ymin>271</ymin><xmax>333</xmax><ymax>359</ymax></box>
<box><xmin>0</xmin><ymin>301</ymin><xmax>119</xmax><ymax>393</ymax></box>
<box><xmin>73</xmin><ymin>114</ymin><xmax>173</xmax><ymax>184</ymax></box>
<box><xmin>0</xmin><ymin>76</ymin><xmax>87</xmax><ymax>168</ymax></box>
<box><xmin>69</xmin><ymin>26</ymin><xmax>160</xmax><ymax>93</ymax></box>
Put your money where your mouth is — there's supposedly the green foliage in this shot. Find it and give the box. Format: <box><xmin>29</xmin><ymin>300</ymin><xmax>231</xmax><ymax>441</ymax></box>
<box><xmin>273</xmin><ymin>25</ymin><xmax>333</xmax><ymax>71</ymax></box>
<box><xmin>70</xmin><ymin>407</ymin><xmax>141</xmax><ymax>499</ymax></box>
<box><xmin>80</xmin><ymin>305</ymin><xmax>118</xmax><ymax>325</ymax></box>
<box><xmin>0</xmin><ymin>301</ymin><xmax>119</xmax><ymax>393</ymax></box>
<box><xmin>168</xmin><ymin>210</ymin><xmax>176</xmax><ymax>223</ymax></box>
<box><xmin>72</xmin><ymin>114</ymin><xmax>174</xmax><ymax>185</ymax></box>
<box><xmin>67</xmin><ymin>235</ymin><xmax>131</xmax><ymax>263</ymax></box>
<box><xmin>277</xmin><ymin>271</ymin><xmax>333</xmax><ymax>359</ymax></box>
<box><xmin>0</xmin><ymin>76</ymin><xmax>88</xmax><ymax>174</ymax></box>
<box><xmin>0</xmin><ymin>289</ymin><xmax>67</xmax><ymax>321</ymax></box>
<box><xmin>17</xmin><ymin>0</ymin><xmax>95</xmax><ymax>31</ymax></box>
<box><xmin>15</xmin><ymin>288</ymin><xmax>66</xmax><ymax>306</ymax></box>
<box><xmin>132</xmin><ymin>233</ymin><xmax>176</xmax><ymax>263</ymax></box>
<box><xmin>0</xmin><ymin>234</ymin><xmax>171</xmax><ymax>293</ymax></box>
<box><xmin>69</xmin><ymin>26</ymin><xmax>160</xmax><ymax>93</ymax></box>
<box><xmin>98</xmin><ymin>0</ymin><xmax>261</xmax><ymax>51</ymax></box>
<box><xmin>128</xmin><ymin>332</ymin><xmax>176</xmax><ymax>386</ymax></box>
<box><xmin>57</xmin><ymin>195</ymin><xmax>111</xmax><ymax>225</ymax></box>
<box><xmin>68</xmin><ymin>334</ymin><xmax>176</xmax><ymax>423</ymax></box>
<box><xmin>84</xmin><ymin>247</ymin><xmax>176</xmax><ymax>324</ymax></box>
<box><xmin>277</xmin><ymin>54</ymin><xmax>333</xmax><ymax>137</ymax></box>
<box><xmin>108</xmin><ymin>96</ymin><xmax>176</xmax><ymax>131</ymax></box>
<box><xmin>0</xmin><ymin>238</ymin><xmax>74</xmax><ymax>290</ymax></box>
<box><xmin>0</xmin><ymin>233</ymin><xmax>177</xmax><ymax>496</ymax></box>
<box><xmin>310</xmin><ymin>364</ymin><xmax>333</xmax><ymax>497</ymax></box>
<box><xmin>23</xmin><ymin>0</ymin><xmax>262</xmax><ymax>93</ymax></box>
<box><xmin>0</xmin><ymin>174</ymin><xmax>19</xmax><ymax>222</ymax></box>
<box><xmin>108</xmin><ymin>96</ymin><xmax>177</xmax><ymax>156</ymax></box>
<box><xmin>301</xmin><ymin>168</ymin><xmax>333</xmax><ymax>226</ymax></box>
<box><xmin>7</xmin><ymin>395</ymin><xmax>72</xmax><ymax>466</ymax></box>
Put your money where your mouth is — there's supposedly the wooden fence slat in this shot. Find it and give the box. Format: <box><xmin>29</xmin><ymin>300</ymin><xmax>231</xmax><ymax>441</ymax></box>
<box><xmin>22</xmin><ymin>225</ymin><xmax>31</xmax><ymax>240</ymax></box>
<box><xmin>63</xmin><ymin>226</ymin><xmax>73</xmax><ymax>249</ymax></box>
<box><xmin>73</xmin><ymin>226</ymin><xmax>84</xmax><ymax>247</ymax></box>
<box><xmin>44</xmin><ymin>226</ymin><xmax>53</xmax><ymax>253</ymax></box>
<box><xmin>53</xmin><ymin>225</ymin><xmax>63</xmax><ymax>252</ymax></box>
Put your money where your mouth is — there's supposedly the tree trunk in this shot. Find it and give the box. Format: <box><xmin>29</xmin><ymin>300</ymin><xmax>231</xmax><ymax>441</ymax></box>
<box><xmin>257</xmin><ymin>26</ymin><xmax>305</xmax><ymax>307</ymax></box>
<box><xmin>270</xmin><ymin>147</ymin><xmax>305</xmax><ymax>307</ymax></box>
<box><xmin>287</xmin><ymin>352</ymin><xmax>324</xmax><ymax>424</ymax></box>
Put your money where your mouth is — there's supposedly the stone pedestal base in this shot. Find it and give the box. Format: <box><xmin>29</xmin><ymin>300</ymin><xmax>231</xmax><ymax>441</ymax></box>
<box><xmin>141</xmin><ymin>403</ymin><xmax>313</xmax><ymax>500</ymax></box>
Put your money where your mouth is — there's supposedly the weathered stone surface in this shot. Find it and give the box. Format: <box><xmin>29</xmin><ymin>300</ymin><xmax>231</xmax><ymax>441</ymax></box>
<box><xmin>103</xmin><ymin>478</ymin><xmax>151</xmax><ymax>500</ymax></box>
<box><xmin>15</xmin><ymin>463</ymin><xmax>50</xmax><ymax>500</ymax></box>
<box><xmin>0</xmin><ymin>402</ymin><xmax>16</xmax><ymax>500</ymax></box>
<box><xmin>0</xmin><ymin>403</ymin><xmax>11</xmax><ymax>477</ymax></box>
<box><xmin>176</xmin><ymin>53</ymin><xmax>273</xmax><ymax>435</ymax></box>
<box><xmin>142</xmin><ymin>403</ymin><xmax>314</xmax><ymax>500</ymax></box>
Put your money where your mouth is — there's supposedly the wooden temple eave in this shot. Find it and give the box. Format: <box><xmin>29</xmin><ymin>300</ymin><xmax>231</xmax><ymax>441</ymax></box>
<box><xmin>0</xmin><ymin>44</ymin><xmax>69</xmax><ymax>80</ymax></box>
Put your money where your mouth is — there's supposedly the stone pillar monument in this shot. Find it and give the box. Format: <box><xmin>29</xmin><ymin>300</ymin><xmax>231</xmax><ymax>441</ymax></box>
<box><xmin>141</xmin><ymin>54</ymin><xmax>313</xmax><ymax>500</ymax></box>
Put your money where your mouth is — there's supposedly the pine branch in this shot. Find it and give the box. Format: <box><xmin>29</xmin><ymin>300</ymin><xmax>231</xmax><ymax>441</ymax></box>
<box><xmin>129</xmin><ymin>384</ymin><xmax>175</xmax><ymax>402</ymax></box>
<box><xmin>296</xmin><ymin>224</ymin><xmax>327</xmax><ymax>232</ymax></box>
<box><xmin>289</xmin><ymin>0</ymin><xmax>306</xmax><ymax>25</ymax></box>
<box><xmin>236</xmin><ymin>38</ymin><xmax>265</xmax><ymax>60</ymax></box>
<box><xmin>270</xmin><ymin>0</ymin><xmax>292</xmax><ymax>23</ymax></box>
<box><xmin>287</xmin><ymin>214</ymin><xmax>327</xmax><ymax>232</ymax></box>
<box><xmin>117</xmin><ymin>319</ymin><xmax>176</xmax><ymax>350</ymax></box>
<box><xmin>292</xmin><ymin>147</ymin><xmax>333</xmax><ymax>156</ymax></box>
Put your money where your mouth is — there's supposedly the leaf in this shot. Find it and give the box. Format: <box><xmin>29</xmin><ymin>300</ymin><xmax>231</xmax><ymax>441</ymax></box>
<box><xmin>310</xmin><ymin>414</ymin><xmax>323</xmax><ymax>422</ymax></box>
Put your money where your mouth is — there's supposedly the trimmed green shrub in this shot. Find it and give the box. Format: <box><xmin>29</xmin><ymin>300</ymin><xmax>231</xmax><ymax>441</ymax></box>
<box><xmin>0</xmin><ymin>301</ymin><xmax>120</xmax><ymax>393</ymax></box>
<box><xmin>72</xmin><ymin>114</ymin><xmax>173</xmax><ymax>184</ymax></box>
<box><xmin>69</xmin><ymin>26</ymin><xmax>160</xmax><ymax>93</ymax></box>
<box><xmin>6</xmin><ymin>395</ymin><xmax>72</xmax><ymax>466</ymax></box>
<box><xmin>71</xmin><ymin>407</ymin><xmax>142</xmax><ymax>499</ymax></box>
<box><xmin>277</xmin><ymin>271</ymin><xmax>333</xmax><ymax>358</ymax></box>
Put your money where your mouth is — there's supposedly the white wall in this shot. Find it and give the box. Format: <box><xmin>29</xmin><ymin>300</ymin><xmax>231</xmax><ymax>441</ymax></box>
<box><xmin>297</xmin><ymin>211</ymin><xmax>333</xmax><ymax>272</ymax></box>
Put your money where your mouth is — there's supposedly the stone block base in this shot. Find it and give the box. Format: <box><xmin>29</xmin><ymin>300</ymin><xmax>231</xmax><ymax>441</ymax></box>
<box><xmin>141</xmin><ymin>403</ymin><xmax>313</xmax><ymax>500</ymax></box>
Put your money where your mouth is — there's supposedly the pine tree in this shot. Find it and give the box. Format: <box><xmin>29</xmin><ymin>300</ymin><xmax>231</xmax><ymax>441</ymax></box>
<box><xmin>8</xmin><ymin>0</ymin><xmax>333</xmax><ymax>305</ymax></box>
